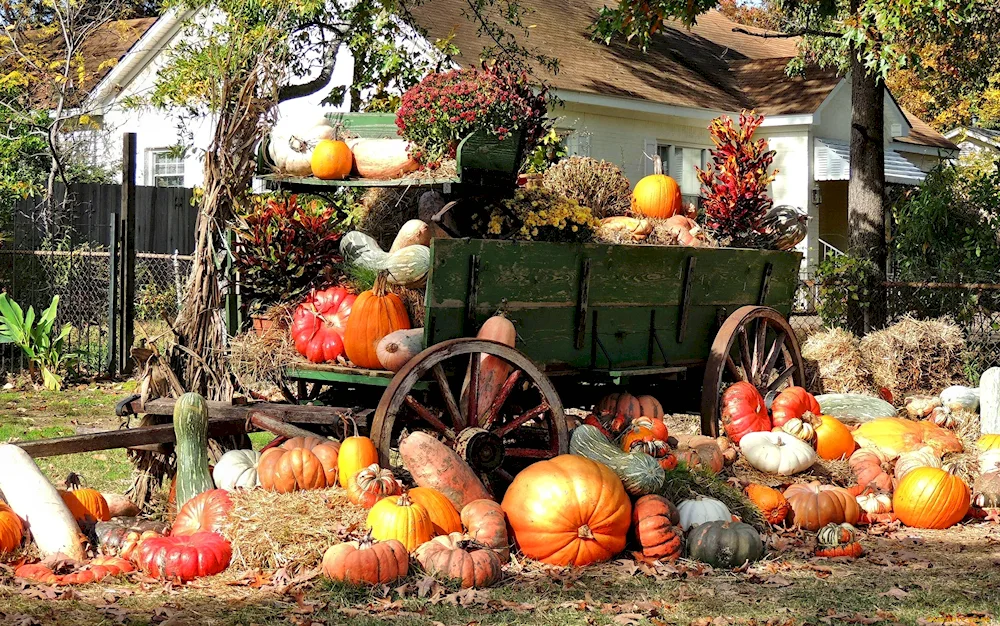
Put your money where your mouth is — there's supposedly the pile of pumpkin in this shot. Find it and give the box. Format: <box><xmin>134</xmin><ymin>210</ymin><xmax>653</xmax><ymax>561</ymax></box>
<box><xmin>268</xmin><ymin>115</ymin><xmax>420</xmax><ymax>181</ymax></box>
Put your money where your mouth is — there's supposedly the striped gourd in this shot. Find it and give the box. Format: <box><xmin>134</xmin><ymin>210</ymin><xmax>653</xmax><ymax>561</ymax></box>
<box><xmin>569</xmin><ymin>425</ymin><xmax>664</xmax><ymax>496</ymax></box>
<box><xmin>173</xmin><ymin>393</ymin><xmax>215</xmax><ymax>509</ymax></box>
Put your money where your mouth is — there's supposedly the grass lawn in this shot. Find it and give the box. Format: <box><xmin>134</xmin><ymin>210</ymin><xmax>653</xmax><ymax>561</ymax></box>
<box><xmin>1</xmin><ymin>384</ymin><xmax>999</xmax><ymax>625</ymax></box>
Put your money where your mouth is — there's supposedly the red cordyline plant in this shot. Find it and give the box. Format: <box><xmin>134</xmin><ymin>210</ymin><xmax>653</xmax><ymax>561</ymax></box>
<box><xmin>395</xmin><ymin>64</ymin><xmax>549</xmax><ymax>167</ymax></box>
<box><xmin>231</xmin><ymin>194</ymin><xmax>342</xmax><ymax>311</ymax></box>
<box><xmin>697</xmin><ymin>110</ymin><xmax>777</xmax><ymax>247</ymax></box>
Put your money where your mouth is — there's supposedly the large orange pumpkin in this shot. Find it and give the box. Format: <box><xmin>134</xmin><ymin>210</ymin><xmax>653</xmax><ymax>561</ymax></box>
<box><xmin>783</xmin><ymin>482</ymin><xmax>860</xmax><ymax>531</ymax></box>
<box><xmin>893</xmin><ymin>466</ymin><xmax>969</xmax><ymax>529</ymax></box>
<box><xmin>770</xmin><ymin>387</ymin><xmax>821</xmax><ymax>428</ymax></box>
<box><xmin>0</xmin><ymin>501</ymin><xmax>24</xmax><ymax>553</ymax></box>
<box><xmin>343</xmin><ymin>273</ymin><xmax>410</xmax><ymax>369</ymax></box>
<box><xmin>814</xmin><ymin>415</ymin><xmax>856</xmax><ymax>460</ymax></box>
<box><xmin>172</xmin><ymin>489</ymin><xmax>233</xmax><ymax>537</ymax></box>
<box><xmin>500</xmin><ymin>455</ymin><xmax>631</xmax><ymax>567</ymax></box>
<box><xmin>60</xmin><ymin>489</ymin><xmax>111</xmax><ymax>524</ymax></box>
<box><xmin>311</xmin><ymin>139</ymin><xmax>353</xmax><ymax>180</ymax></box>
<box><xmin>258</xmin><ymin>444</ymin><xmax>339</xmax><ymax>493</ymax></box>
<box><xmin>631</xmin><ymin>155</ymin><xmax>682</xmax><ymax>219</ymax></box>
<box><xmin>853</xmin><ymin>418</ymin><xmax>963</xmax><ymax>458</ymax></box>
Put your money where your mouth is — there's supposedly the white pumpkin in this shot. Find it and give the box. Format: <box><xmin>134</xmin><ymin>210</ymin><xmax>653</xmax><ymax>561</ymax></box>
<box><xmin>268</xmin><ymin>115</ymin><xmax>336</xmax><ymax>176</ymax></box>
<box><xmin>893</xmin><ymin>446</ymin><xmax>941</xmax><ymax>482</ymax></box>
<box><xmin>940</xmin><ymin>385</ymin><xmax>980</xmax><ymax>413</ymax></box>
<box><xmin>340</xmin><ymin>231</ymin><xmax>390</xmax><ymax>271</ymax></box>
<box><xmin>856</xmin><ymin>492</ymin><xmax>892</xmax><ymax>515</ymax></box>
<box><xmin>213</xmin><ymin>449</ymin><xmax>262</xmax><ymax>491</ymax></box>
<box><xmin>384</xmin><ymin>245</ymin><xmax>430</xmax><ymax>287</ymax></box>
<box><xmin>739</xmin><ymin>431</ymin><xmax>817</xmax><ymax>476</ymax></box>
<box><xmin>981</xmin><ymin>368</ymin><xmax>1000</xmax><ymax>435</ymax></box>
<box><xmin>677</xmin><ymin>496</ymin><xmax>732</xmax><ymax>531</ymax></box>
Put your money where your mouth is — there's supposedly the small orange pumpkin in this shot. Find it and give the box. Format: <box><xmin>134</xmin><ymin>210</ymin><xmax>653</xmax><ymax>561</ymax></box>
<box><xmin>408</xmin><ymin>487</ymin><xmax>462</xmax><ymax>536</ymax></box>
<box><xmin>346</xmin><ymin>464</ymin><xmax>403</xmax><ymax>509</ymax></box>
<box><xmin>60</xmin><ymin>489</ymin><xmax>111</xmax><ymax>523</ymax></box>
<box><xmin>631</xmin><ymin>155</ymin><xmax>682</xmax><ymax>218</ymax></box>
<box><xmin>744</xmin><ymin>483</ymin><xmax>789</xmax><ymax>525</ymax></box>
<box><xmin>0</xmin><ymin>501</ymin><xmax>24</xmax><ymax>553</ymax></box>
<box><xmin>814</xmin><ymin>415</ymin><xmax>855</xmax><ymax>460</ymax></box>
<box><xmin>311</xmin><ymin>139</ymin><xmax>353</xmax><ymax>180</ymax></box>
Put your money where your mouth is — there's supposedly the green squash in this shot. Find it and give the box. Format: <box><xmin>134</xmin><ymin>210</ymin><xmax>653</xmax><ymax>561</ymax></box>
<box><xmin>816</xmin><ymin>394</ymin><xmax>897</xmax><ymax>422</ymax></box>
<box><xmin>173</xmin><ymin>392</ymin><xmax>215</xmax><ymax>509</ymax></box>
<box><xmin>685</xmin><ymin>520</ymin><xmax>763</xmax><ymax>568</ymax></box>
<box><xmin>569</xmin><ymin>425</ymin><xmax>664</xmax><ymax>496</ymax></box>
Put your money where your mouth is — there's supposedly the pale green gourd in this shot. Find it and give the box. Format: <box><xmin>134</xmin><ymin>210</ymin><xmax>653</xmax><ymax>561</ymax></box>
<box><xmin>173</xmin><ymin>393</ymin><xmax>215</xmax><ymax>509</ymax></box>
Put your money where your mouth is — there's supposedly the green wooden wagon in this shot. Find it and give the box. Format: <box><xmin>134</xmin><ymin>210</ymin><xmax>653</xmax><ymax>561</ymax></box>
<box><xmin>257</xmin><ymin>113</ymin><xmax>806</xmax><ymax>492</ymax></box>
<box><xmin>282</xmin><ymin>239</ymin><xmax>804</xmax><ymax>492</ymax></box>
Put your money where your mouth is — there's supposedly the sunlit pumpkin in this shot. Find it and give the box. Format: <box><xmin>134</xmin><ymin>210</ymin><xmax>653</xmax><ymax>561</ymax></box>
<box><xmin>743</xmin><ymin>483</ymin><xmax>789</xmax><ymax>525</ymax></box>
<box><xmin>291</xmin><ymin>287</ymin><xmax>356</xmax><ymax>363</ymax></box>
<box><xmin>501</xmin><ymin>455</ymin><xmax>631</xmax><ymax>567</ymax></box>
<box><xmin>367</xmin><ymin>492</ymin><xmax>433</xmax><ymax>552</ymax></box>
<box><xmin>311</xmin><ymin>139</ymin><xmax>353</xmax><ymax>180</ymax></box>
<box><xmin>814</xmin><ymin>415</ymin><xmax>855</xmax><ymax>460</ymax></box>
<box><xmin>853</xmin><ymin>418</ymin><xmax>963</xmax><ymax>458</ymax></box>
<box><xmin>893</xmin><ymin>466</ymin><xmax>969</xmax><ymax>529</ymax></box>
<box><xmin>0</xmin><ymin>501</ymin><xmax>24</xmax><ymax>553</ymax></box>
<box><xmin>720</xmin><ymin>382</ymin><xmax>770</xmax><ymax>444</ymax></box>
<box><xmin>343</xmin><ymin>273</ymin><xmax>411</xmax><ymax>369</ymax></box>
<box><xmin>408</xmin><ymin>487</ymin><xmax>463</xmax><ymax>536</ymax></box>
<box><xmin>631</xmin><ymin>155</ymin><xmax>682</xmax><ymax>218</ymax></box>
<box><xmin>60</xmin><ymin>489</ymin><xmax>111</xmax><ymax>524</ymax></box>
<box><xmin>770</xmin><ymin>386</ymin><xmax>821</xmax><ymax>428</ymax></box>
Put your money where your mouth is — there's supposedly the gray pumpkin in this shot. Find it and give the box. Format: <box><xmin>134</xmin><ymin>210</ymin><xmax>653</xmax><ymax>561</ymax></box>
<box><xmin>685</xmin><ymin>520</ymin><xmax>763</xmax><ymax>568</ymax></box>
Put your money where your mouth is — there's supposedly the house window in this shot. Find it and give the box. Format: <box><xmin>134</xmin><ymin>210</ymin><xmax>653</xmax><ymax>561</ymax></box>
<box><xmin>149</xmin><ymin>150</ymin><xmax>185</xmax><ymax>187</ymax></box>
<box><xmin>657</xmin><ymin>144</ymin><xmax>708</xmax><ymax>204</ymax></box>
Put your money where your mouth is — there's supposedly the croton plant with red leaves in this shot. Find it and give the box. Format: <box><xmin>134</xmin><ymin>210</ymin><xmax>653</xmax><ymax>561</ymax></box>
<box><xmin>697</xmin><ymin>110</ymin><xmax>777</xmax><ymax>246</ymax></box>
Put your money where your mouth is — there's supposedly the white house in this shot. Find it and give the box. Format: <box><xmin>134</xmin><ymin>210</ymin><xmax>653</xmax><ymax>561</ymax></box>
<box><xmin>943</xmin><ymin>126</ymin><xmax>1000</xmax><ymax>160</ymax></box>
<box><xmin>66</xmin><ymin>2</ymin><xmax>958</xmax><ymax>273</ymax></box>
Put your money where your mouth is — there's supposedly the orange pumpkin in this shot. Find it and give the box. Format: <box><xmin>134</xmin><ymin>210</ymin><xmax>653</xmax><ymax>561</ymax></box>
<box><xmin>501</xmin><ymin>455</ymin><xmax>631</xmax><ymax>566</ymax></box>
<box><xmin>744</xmin><ymin>484</ymin><xmax>789</xmax><ymax>525</ymax></box>
<box><xmin>848</xmin><ymin>448</ymin><xmax>894</xmax><ymax>493</ymax></box>
<box><xmin>60</xmin><ymin>489</ymin><xmax>111</xmax><ymax>523</ymax></box>
<box><xmin>631</xmin><ymin>415</ymin><xmax>669</xmax><ymax>440</ymax></box>
<box><xmin>338</xmin><ymin>435</ymin><xmax>380</xmax><ymax>489</ymax></box>
<box><xmin>770</xmin><ymin>386</ymin><xmax>821</xmax><ymax>428</ymax></box>
<box><xmin>631</xmin><ymin>495</ymin><xmax>682</xmax><ymax>561</ymax></box>
<box><xmin>346</xmin><ymin>464</ymin><xmax>403</xmax><ymax>509</ymax></box>
<box><xmin>343</xmin><ymin>273</ymin><xmax>410</xmax><ymax>369</ymax></box>
<box><xmin>631</xmin><ymin>155</ymin><xmax>682</xmax><ymax>218</ymax></box>
<box><xmin>783</xmin><ymin>482</ymin><xmax>860</xmax><ymax>531</ymax></box>
<box><xmin>258</xmin><ymin>446</ymin><xmax>337</xmax><ymax>493</ymax></box>
<box><xmin>893</xmin><ymin>466</ymin><xmax>969</xmax><ymax>529</ymax></box>
<box><xmin>311</xmin><ymin>139</ymin><xmax>353</xmax><ymax>180</ymax></box>
<box><xmin>595</xmin><ymin>391</ymin><xmax>642</xmax><ymax>434</ymax></box>
<box><xmin>621</xmin><ymin>425</ymin><xmax>658</xmax><ymax>453</ymax></box>
<box><xmin>853</xmin><ymin>418</ymin><xmax>963</xmax><ymax>458</ymax></box>
<box><xmin>0</xmin><ymin>501</ymin><xmax>24</xmax><ymax>553</ymax></box>
<box><xmin>814</xmin><ymin>415</ymin><xmax>856</xmax><ymax>460</ymax></box>
<box><xmin>408</xmin><ymin>487</ymin><xmax>462</xmax><ymax>536</ymax></box>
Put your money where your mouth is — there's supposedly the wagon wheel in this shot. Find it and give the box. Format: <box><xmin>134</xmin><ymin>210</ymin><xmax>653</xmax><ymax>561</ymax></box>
<box><xmin>371</xmin><ymin>338</ymin><xmax>567</xmax><ymax>496</ymax></box>
<box><xmin>700</xmin><ymin>306</ymin><xmax>805</xmax><ymax>437</ymax></box>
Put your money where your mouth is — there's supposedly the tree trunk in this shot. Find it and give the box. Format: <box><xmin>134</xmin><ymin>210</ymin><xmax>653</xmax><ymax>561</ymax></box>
<box><xmin>846</xmin><ymin>51</ymin><xmax>887</xmax><ymax>333</ymax></box>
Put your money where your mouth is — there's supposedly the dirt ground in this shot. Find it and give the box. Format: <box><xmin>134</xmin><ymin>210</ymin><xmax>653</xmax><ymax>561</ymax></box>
<box><xmin>1</xmin><ymin>384</ymin><xmax>999</xmax><ymax>626</ymax></box>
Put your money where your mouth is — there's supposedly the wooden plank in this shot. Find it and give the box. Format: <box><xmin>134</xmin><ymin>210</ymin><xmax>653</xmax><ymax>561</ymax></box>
<box><xmin>128</xmin><ymin>397</ymin><xmax>368</xmax><ymax>427</ymax></box>
<box><xmin>15</xmin><ymin>417</ymin><xmax>249</xmax><ymax>459</ymax></box>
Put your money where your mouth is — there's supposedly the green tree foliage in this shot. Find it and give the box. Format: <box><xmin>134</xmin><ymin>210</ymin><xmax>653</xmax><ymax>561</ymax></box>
<box><xmin>0</xmin><ymin>86</ymin><xmax>50</xmax><ymax>220</ymax></box>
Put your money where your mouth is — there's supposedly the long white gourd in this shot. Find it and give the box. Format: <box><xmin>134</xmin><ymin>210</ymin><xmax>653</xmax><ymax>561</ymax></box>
<box><xmin>0</xmin><ymin>444</ymin><xmax>86</xmax><ymax>560</ymax></box>
<box><xmin>981</xmin><ymin>368</ymin><xmax>1000</xmax><ymax>435</ymax></box>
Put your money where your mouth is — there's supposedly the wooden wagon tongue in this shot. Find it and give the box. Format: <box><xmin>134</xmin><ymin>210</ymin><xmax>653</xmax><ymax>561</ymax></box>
<box><xmin>15</xmin><ymin>396</ymin><xmax>367</xmax><ymax>460</ymax></box>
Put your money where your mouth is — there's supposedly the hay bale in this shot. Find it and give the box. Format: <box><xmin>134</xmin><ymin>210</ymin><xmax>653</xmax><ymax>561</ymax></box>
<box><xmin>389</xmin><ymin>285</ymin><xmax>426</xmax><ymax>328</ymax></box>
<box><xmin>229</xmin><ymin>305</ymin><xmax>300</xmax><ymax>396</ymax></box>
<box><xmin>943</xmin><ymin>408</ymin><xmax>981</xmax><ymax>485</ymax></box>
<box><xmin>728</xmin><ymin>457</ymin><xmax>854</xmax><ymax>489</ymax></box>
<box><xmin>859</xmin><ymin>316</ymin><xmax>968</xmax><ymax>401</ymax></box>
<box><xmin>351</xmin><ymin>187</ymin><xmax>422</xmax><ymax>250</ymax></box>
<box><xmin>221</xmin><ymin>488</ymin><xmax>367</xmax><ymax>574</ymax></box>
<box><xmin>801</xmin><ymin>328</ymin><xmax>875</xmax><ymax>395</ymax></box>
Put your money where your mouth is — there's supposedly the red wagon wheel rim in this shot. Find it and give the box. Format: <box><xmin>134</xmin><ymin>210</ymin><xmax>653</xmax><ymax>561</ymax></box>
<box><xmin>700</xmin><ymin>306</ymin><xmax>805</xmax><ymax>437</ymax></box>
<box><xmin>371</xmin><ymin>338</ymin><xmax>567</xmax><ymax>490</ymax></box>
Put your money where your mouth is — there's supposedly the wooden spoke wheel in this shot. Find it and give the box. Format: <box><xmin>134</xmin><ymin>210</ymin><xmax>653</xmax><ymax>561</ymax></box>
<box><xmin>371</xmin><ymin>338</ymin><xmax>567</xmax><ymax>495</ymax></box>
<box><xmin>700</xmin><ymin>306</ymin><xmax>805</xmax><ymax>437</ymax></box>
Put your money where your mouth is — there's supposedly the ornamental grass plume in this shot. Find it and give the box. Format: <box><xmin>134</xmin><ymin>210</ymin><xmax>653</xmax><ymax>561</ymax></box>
<box><xmin>697</xmin><ymin>110</ymin><xmax>777</xmax><ymax>247</ymax></box>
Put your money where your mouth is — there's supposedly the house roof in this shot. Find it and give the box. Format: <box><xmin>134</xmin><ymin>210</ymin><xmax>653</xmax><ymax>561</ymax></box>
<box><xmin>1</xmin><ymin>17</ymin><xmax>156</xmax><ymax>109</ymax></box>
<box><xmin>409</xmin><ymin>0</ymin><xmax>955</xmax><ymax>150</ymax></box>
<box><xmin>944</xmin><ymin>125</ymin><xmax>1000</xmax><ymax>148</ymax></box>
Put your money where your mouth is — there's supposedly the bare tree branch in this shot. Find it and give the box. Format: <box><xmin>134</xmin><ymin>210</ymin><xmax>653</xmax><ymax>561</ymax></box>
<box><xmin>732</xmin><ymin>26</ymin><xmax>841</xmax><ymax>39</ymax></box>
<box><xmin>277</xmin><ymin>26</ymin><xmax>346</xmax><ymax>102</ymax></box>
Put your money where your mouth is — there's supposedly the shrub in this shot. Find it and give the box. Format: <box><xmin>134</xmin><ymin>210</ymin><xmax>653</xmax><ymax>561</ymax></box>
<box><xmin>542</xmin><ymin>156</ymin><xmax>632</xmax><ymax>218</ymax></box>
<box><xmin>697</xmin><ymin>110</ymin><xmax>776</xmax><ymax>246</ymax></box>
<box><xmin>231</xmin><ymin>193</ymin><xmax>343</xmax><ymax>311</ymax></box>
<box><xmin>814</xmin><ymin>254</ymin><xmax>878</xmax><ymax>329</ymax></box>
<box><xmin>396</xmin><ymin>65</ymin><xmax>549</xmax><ymax>166</ymax></box>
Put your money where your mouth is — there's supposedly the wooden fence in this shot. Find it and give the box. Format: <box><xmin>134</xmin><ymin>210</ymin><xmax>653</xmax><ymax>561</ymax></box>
<box><xmin>11</xmin><ymin>183</ymin><xmax>198</xmax><ymax>255</ymax></box>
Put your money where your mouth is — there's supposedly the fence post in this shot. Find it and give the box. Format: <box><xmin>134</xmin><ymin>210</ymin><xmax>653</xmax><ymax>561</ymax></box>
<box><xmin>117</xmin><ymin>133</ymin><xmax>137</xmax><ymax>376</ymax></box>
<box><xmin>106</xmin><ymin>215</ymin><xmax>118</xmax><ymax>376</ymax></box>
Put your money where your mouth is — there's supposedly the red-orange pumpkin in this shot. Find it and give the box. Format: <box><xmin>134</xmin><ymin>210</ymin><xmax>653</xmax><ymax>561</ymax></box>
<box><xmin>291</xmin><ymin>287</ymin><xmax>356</xmax><ymax>363</ymax></box>
<box><xmin>172</xmin><ymin>489</ymin><xmax>233</xmax><ymax>537</ymax></box>
<box><xmin>744</xmin><ymin>484</ymin><xmax>789</xmax><ymax>525</ymax></box>
<box><xmin>631</xmin><ymin>495</ymin><xmax>682</xmax><ymax>561</ymax></box>
<box><xmin>346</xmin><ymin>464</ymin><xmax>404</xmax><ymax>509</ymax></box>
<box><xmin>136</xmin><ymin>531</ymin><xmax>232</xmax><ymax>581</ymax></box>
<box><xmin>770</xmin><ymin>386</ymin><xmax>821</xmax><ymax>428</ymax></box>
<box><xmin>720</xmin><ymin>382</ymin><xmax>770</xmax><ymax>444</ymax></box>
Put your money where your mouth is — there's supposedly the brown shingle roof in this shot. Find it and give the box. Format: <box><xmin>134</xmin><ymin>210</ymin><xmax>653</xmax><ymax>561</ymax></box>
<box><xmin>2</xmin><ymin>17</ymin><xmax>155</xmax><ymax>109</ymax></box>
<box><xmin>409</xmin><ymin>1</ymin><xmax>955</xmax><ymax>150</ymax></box>
<box><xmin>898</xmin><ymin>109</ymin><xmax>959</xmax><ymax>151</ymax></box>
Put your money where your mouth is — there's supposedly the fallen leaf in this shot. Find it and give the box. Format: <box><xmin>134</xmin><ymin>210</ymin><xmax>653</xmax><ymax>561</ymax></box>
<box><xmin>881</xmin><ymin>587</ymin><xmax>910</xmax><ymax>600</ymax></box>
<box><xmin>613</xmin><ymin>614</ymin><xmax>646</xmax><ymax>625</ymax></box>
<box><xmin>762</xmin><ymin>575</ymin><xmax>794</xmax><ymax>588</ymax></box>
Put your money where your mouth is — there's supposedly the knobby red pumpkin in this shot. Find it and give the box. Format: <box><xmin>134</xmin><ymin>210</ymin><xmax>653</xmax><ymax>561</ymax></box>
<box><xmin>292</xmin><ymin>287</ymin><xmax>356</xmax><ymax>363</ymax></box>
<box><xmin>631</xmin><ymin>495</ymin><xmax>683</xmax><ymax>561</ymax></box>
<box><xmin>136</xmin><ymin>531</ymin><xmax>233</xmax><ymax>581</ymax></box>
<box><xmin>720</xmin><ymin>382</ymin><xmax>770</xmax><ymax>444</ymax></box>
